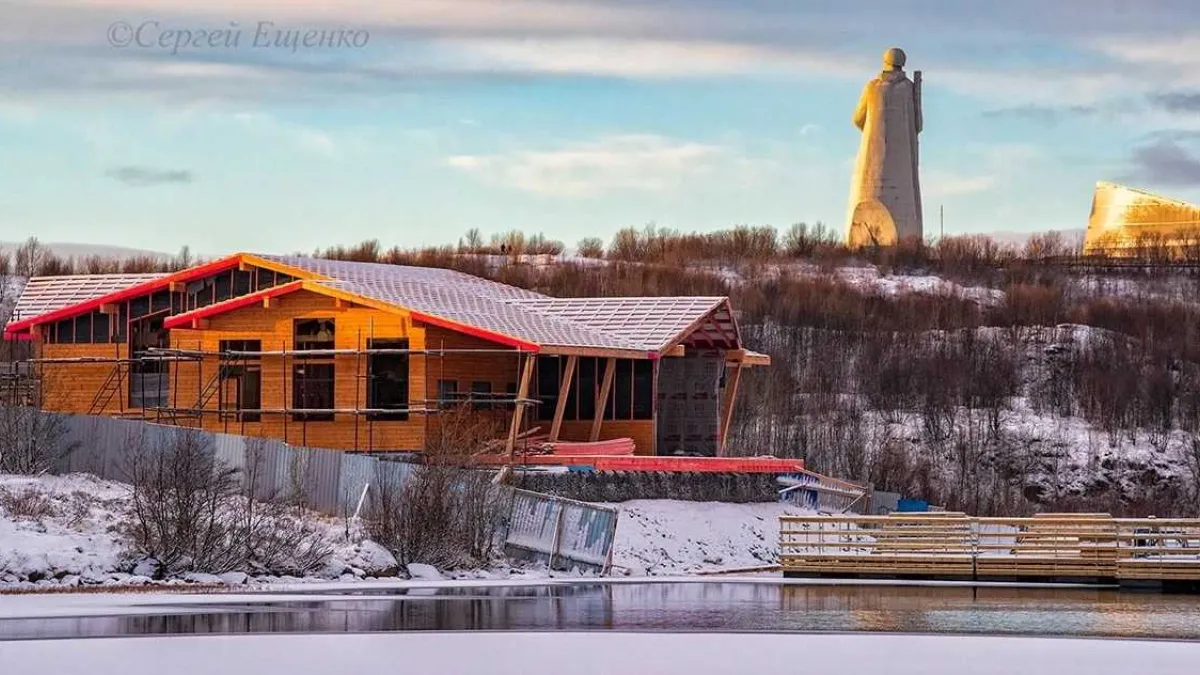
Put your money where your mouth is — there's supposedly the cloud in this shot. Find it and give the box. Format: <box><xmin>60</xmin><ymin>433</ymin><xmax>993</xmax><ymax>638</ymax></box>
<box><xmin>980</xmin><ymin>104</ymin><xmax>1099</xmax><ymax>125</ymax></box>
<box><xmin>105</xmin><ymin>166</ymin><xmax>194</xmax><ymax>187</ymax></box>
<box><xmin>1128</xmin><ymin>139</ymin><xmax>1200</xmax><ymax>186</ymax></box>
<box><xmin>1151</xmin><ymin>91</ymin><xmax>1200</xmax><ymax>113</ymax></box>
<box><xmin>924</xmin><ymin>175</ymin><xmax>996</xmax><ymax>198</ymax></box>
<box><xmin>446</xmin><ymin>134</ymin><xmax>722</xmax><ymax>197</ymax></box>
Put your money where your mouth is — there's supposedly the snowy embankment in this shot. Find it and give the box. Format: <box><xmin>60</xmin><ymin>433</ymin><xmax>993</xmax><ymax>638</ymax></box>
<box><xmin>1</xmin><ymin>472</ymin><xmax>796</xmax><ymax>590</ymax></box>
<box><xmin>606</xmin><ymin>500</ymin><xmax>806</xmax><ymax>575</ymax></box>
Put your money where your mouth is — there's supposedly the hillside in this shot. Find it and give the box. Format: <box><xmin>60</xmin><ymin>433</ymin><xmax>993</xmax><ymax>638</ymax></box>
<box><xmin>313</xmin><ymin>228</ymin><xmax>1200</xmax><ymax>516</ymax></box>
<box><xmin>4</xmin><ymin>227</ymin><xmax>1200</xmax><ymax>516</ymax></box>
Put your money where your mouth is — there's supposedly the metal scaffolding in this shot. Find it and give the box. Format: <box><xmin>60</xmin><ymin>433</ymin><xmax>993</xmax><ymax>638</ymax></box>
<box><xmin>18</xmin><ymin>336</ymin><xmax>539</xmax><ymax>454</ymax></box>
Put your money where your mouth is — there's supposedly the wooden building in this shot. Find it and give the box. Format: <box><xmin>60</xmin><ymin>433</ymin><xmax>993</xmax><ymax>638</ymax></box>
<box><xmin>2</xmin><ymin>254</ymin><xmax>769</xmax><ymax>455</ymax></box>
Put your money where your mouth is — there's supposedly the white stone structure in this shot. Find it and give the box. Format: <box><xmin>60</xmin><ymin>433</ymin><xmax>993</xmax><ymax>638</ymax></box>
<box><xmin>846</xmin><ymin>47</ymin><xmax>924</xmax><ymax>248</ymax></box>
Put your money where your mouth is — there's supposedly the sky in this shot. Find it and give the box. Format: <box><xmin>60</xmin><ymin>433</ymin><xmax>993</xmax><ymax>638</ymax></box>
<box><xmin>2</xmin><ymin>0</ymin><xmax>1200</xmax><ymax>255</ymax></box>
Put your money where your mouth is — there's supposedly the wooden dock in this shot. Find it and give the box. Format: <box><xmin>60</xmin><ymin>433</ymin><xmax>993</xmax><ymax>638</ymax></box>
<box><xmin>780</xmin><ymin>514</ymin><xmax>1200</xmax><ymax>589</ymax></box>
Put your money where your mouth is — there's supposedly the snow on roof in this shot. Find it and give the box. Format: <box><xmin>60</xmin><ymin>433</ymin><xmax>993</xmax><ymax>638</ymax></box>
<box><xmin>6</xmin><ymin>273</ymin><xmax>165</xmax><ymax>327</ymax></box>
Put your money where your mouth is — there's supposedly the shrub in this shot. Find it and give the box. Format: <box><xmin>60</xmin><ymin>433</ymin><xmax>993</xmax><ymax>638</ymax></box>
<box><xmin>126</xmin><ymin>431</ymin><xmax>335</xmax><ymax>576</ymax></box>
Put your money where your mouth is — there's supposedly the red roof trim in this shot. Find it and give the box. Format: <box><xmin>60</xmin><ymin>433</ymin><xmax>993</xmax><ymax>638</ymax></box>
<box><xmin>409</xmin><ymin>310</ymin><xmax>541</xmax><ymax>352</ymax></box>
<box><xmin>158</xmin><ymin>279</ymin><xmax>541</xmax><ymax>352</ymax></box>
<box><xmin>3</xmin><ymin>254</ymin><xmax>246</xmax><ymax>335</ymax></box>
<box><xmin>162</xmin><ymin>281</ymin><xmax>305</xmax><ymax>329</ymax></box>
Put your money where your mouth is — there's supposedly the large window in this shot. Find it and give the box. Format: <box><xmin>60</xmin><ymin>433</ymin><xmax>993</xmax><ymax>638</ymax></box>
<box><xmin>367</xmin><ymin>339</ymin><xmax>409</xmax><ymax>420</ymax></box>
<box><xmin>535</xmin><ymin>357</ymin><xmax>653</xmax><ymax>422</ymax></box>
<box><xmin>218</xmin><ymin>340</ymin><xmax>262</xmax><ymax>422</ymax></box>
<box><xmin>294</xmin><ymin>318</ymin><xmax>335</xmax><ymax>352</ymax></box>
<box><xmin>46</xmin><ymin>309</ymin><xmax>114</xmax><ymax>345</ymax></box>
<box><xmin>129</xmin><ymin>317</ymin><xmax>169</xmax><ymax>409</ymax></box>
<box><xmin>292</xmin><ymin>319</ymin><xmax>334</xmax><ymax>421</ymax></box>
<box><xmin>292</xmin><ymin>363</ymin><xmax>334</xmax><ymax>421</ymax></box>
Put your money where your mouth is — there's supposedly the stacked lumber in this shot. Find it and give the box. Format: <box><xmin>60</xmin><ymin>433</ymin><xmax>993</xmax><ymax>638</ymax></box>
<box><xmin>474</xmin><ymin>427</ymin><xmax>636</xmax><ymax>457</ymax></box>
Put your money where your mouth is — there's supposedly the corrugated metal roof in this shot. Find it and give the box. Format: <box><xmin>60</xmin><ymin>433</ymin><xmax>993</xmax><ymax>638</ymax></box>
<box><xmin>6</xmin><ymin>273</ymin><xmax>165</xmax><ymax>327</ymax></box>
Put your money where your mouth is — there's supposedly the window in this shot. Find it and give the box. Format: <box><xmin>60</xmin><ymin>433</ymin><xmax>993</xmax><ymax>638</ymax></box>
<box><xmin>91</xmin><ymin>313</ymin><xmax>110</xmax><ymax>343</ymax></box>
<box><xmin>115</xmin><ymin>303</ymin><xmax>128</xmax><ymax>343</ymax></box>
<box><xmin>471</xmin><ymin>381</ymin><xmax>493</xmax><ymax>408</ymax></box>
<box><xmin>214</xmin><ymin>272</ymin><xmax>232</xmax><ymax>303</ymax></box>
<box><xmin>577</xmin><ymin>358</ymin><xmax>596</xmax><ymax>420</ymax></box>
<box><xmin>55</xmin><ymin>319</ymin><xmax>73</xmax><ymax>344</ymax></box>
<box><xmin>218</xmin><ymin>340</ymin><xmax>262</xmax><ymax>422</ymax></box>
<box><xmin>254</xmin><ymin>269</ymin><xmax>274</xmax><ymax>291</ymax></box>
<box><xmin>611</xmin><ymin>360</ymin><xmax>633</xmax><ymax>420</ymax></box>
<box><xmin>536</xmin><ymin>356</ymin><xmax>561</xmax><ymax>421</ymax></box>
<box><xmin>233</xmin><ymin>270</ymin><xmax>253</xmax><ymax>297</ymax></box>
<box><xmin>536</xmin><ymin>357</ymin><xmax>654</xmax><ymax>422</ymax></box>
<box><xmin>292</xmin><ymin>363</ymin><xmax>334</xmax><ymax>421</ymax></box>
<box><xmin>187</xmin><ymin>278</ymin><xmax>215</xmax><ymax>310</ymax></box>
<box><xmin>74</xmin><ymin>314</ymin><xmax>91</xmax><ymax>345</ymax></box>
<box><xmin>294</xmin><ymin>318</ymin><xmax>335</xmax><ymax>352</ymax></box>
<box><xmin>130</xmin><ymin>295</ymin><xmax>151</xmax><ymax>318</ymax></box>
<box><xmin>151</xmin><ymin>290</ymin><xmax>171</xmax><ymax>313</ymax></box>
<box><xmin>129</xmin><ymin>317</ymin><xmax>169</xmax><ymax>409</ymax></box>
<box><xmin>436</xmin><ymin>379</ymin><xmax>458</xmax><ymax>409</ymax></box>
<box><xmin>633</xmin><ymin>360</ymin><xmax>654</xmax><ymax>419</ymax></box>
<box><xmin>367</xmin><ymin>339</ymin><xmax>409</xmax><ymax>420</ymax></box>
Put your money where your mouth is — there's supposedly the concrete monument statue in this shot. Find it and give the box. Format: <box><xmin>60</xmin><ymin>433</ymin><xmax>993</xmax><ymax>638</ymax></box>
<box><xmin>846</xmin><ymin>47</ymin><xmax>924</xmax><ymax>248</ymax></box>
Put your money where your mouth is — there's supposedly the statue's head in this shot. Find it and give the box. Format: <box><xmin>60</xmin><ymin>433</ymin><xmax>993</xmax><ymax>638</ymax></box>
<box><xmin>882</xmin><ymin>47</ymin><xmax>907</xmax><ymax>71</ymax></box>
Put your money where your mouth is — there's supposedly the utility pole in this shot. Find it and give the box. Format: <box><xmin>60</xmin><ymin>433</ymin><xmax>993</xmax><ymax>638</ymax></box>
<box><xmin>940</xmin><ymin>205</ymin><xmax>944</xmax><ymax>239</ymax></box>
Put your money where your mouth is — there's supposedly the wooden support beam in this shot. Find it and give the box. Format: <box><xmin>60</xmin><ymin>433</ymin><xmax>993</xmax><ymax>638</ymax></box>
<box><xmin>262</xmin><ymin>297</ymin><xmax>278</xmax><ymax>309</ymax></box>
<box><xmin>549</xmin><ymin>355</ymin><xmax>576</xmax><ymax>442</ymax></box>
<box><xmin>663</xmin><ymin>345</ymin><xmax>685</xmax><ymax>357</ymax></box>
<box><xmin>725</xmin><ymin>348</ymin><xmax>771</xmax><ymax>367</ymax></box>
<box><xmin>190</xmin><ymin>318</ymin><xmax>210</xmax><ymax>330</ymax></box>
<box><xmin>334</xmin><ymin>298</ymin><xmax>349</xmax><ymax>309</ymax></box>
<box><xmin>238</xmin><ymin>261</ymin><xmax>254</xmax><ymax>272</ymax></box>
<box><xmin>99</xmin><ymin>303</ymin><xmax>118</xmax><ymax>315</ymax></box>
<box><xmin>589</xmin><ymin>357</ymin><xmax>616</xmax><ymax>442</ymax></box>
<box><xmin>169</xmin><ymin>282</ymin><xmax>186</xmax><ymax>293</ymax></box>
<box><xmin>718</xmin><ymin>362</ymin><xmax>742</xmax><ymax>456</ymax></box>
<box><xmin>505</xmin><ymin>353</ymin><xmax>535</xmax><ymax>459</ymax></box>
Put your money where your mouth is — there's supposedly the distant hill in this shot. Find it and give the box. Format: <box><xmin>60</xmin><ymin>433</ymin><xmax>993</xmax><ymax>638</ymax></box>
<box><xmin>0</xmin><ymin>241</ymin><xmax>172</xmax><ymax>261</ymax></box>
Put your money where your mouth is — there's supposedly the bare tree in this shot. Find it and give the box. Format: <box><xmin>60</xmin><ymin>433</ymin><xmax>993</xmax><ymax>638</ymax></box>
<box><xmin>14</xmin><ymin>237</ymin><xmax>46</xmax><ymax>279</ymax></box>
<box><xmin>0</xmin><ymin>405</ymin><xmax>75</xmax><ymax>475</ymax></box>
<box><xmin>126</xmin><ymin>430</ymin><xmax>334</xmax><ymax>576</ymax></box>
<box><xmin>365</xmin><ymin>406</ymin><xmax>508</xmax><ymax>568</ymax></box>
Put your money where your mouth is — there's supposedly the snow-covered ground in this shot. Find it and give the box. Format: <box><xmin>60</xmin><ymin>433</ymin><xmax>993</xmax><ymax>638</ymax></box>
<box><xmin>606</xmin><ymin>500</ymin><xmax>804</xmax><ymax>575</ymax></box>
<box><xmin>3</xmin><ymin>632</ymin><xmax>1197</xmax><ymax>675</ymax></box>
<box><xmin>1</xmin><ymin>471</ymin><xmax>799</xmax><ymax>590</ymax></box>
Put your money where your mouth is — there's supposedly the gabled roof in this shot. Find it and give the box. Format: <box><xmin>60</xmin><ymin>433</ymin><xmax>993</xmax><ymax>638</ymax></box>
<box><xmin>509</xmin><ymin>297</ymin><xmax>734</xmax><ymax>352</ymax></box>
<box><xmin>2</xmin><ymin>255</ymin><xmax>251</xmax><ymax>337</ymax></box>
<box><xmin>5</xmin><ymin>273</ymin><xmax>165</xmax><ymax>328</ymax></box>
<box><xmin>7</xmin><ymin>253</ymin><xmax>762</xmax><ymax>362</ymax></box>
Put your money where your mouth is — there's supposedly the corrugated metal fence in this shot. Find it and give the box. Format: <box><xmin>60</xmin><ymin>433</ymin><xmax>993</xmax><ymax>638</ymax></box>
<box><xmin>504</xmin><ymin>488</ymin><xmax>619</xmax><ymax>572</ymax></box>
<box><xmin>778</xmin><ymin>470</ymin><xmax>870</xmax><ymax>514</ymax></box>
<box><xmin>25</xmin><ymin>410</ymin><xmax>619</xmax><ymax>571</ymax></box>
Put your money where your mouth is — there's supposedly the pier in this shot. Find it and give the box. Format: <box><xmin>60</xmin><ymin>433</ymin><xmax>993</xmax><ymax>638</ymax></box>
<box><xmin>780</xmin><ymin>514</ymin><xmax>1200</xmax><ymax>590</ymax></box>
